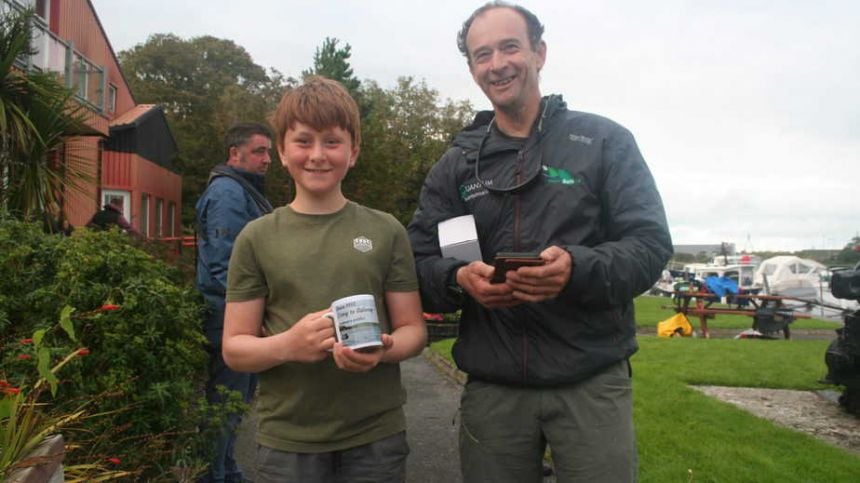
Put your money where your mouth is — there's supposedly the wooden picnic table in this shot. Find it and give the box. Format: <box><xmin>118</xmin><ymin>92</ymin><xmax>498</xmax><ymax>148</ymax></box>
<box><xmin>664</xmin><ymin>291</ymin><xmax>811</xmax><ymax>339</ymax></box>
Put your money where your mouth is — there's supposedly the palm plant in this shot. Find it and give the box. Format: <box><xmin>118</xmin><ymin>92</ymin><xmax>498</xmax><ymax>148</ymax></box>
<box><xmin>0</xmin><ymin>6</ymin><xmax>37</xmax><ymax>179</ymax></box>
<box><xmin>0</xmin><ymin>6</ymin><xmax>90</xmax><ymax>227</ymax></box>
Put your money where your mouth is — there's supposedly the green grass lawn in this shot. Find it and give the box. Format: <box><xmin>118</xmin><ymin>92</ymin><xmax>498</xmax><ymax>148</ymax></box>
<box><xmin>635</xmin><ymin>295</ymin><xmax>842</xmax><ymax>331</ymax></box>
<box><xmin>428</xmin><ymin>337</ymin><xmax>859</xmax><ymax>482</ymax></box>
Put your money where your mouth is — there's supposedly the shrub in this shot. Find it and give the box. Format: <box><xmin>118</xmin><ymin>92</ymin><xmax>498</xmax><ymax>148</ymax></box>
<box><xmin>0</xmin><ymin>218</ymin><xmax>212</xmax><ymax>479</ymax></box>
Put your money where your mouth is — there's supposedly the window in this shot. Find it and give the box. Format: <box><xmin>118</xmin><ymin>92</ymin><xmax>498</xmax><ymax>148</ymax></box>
<box><xmin>101</xmin><ymin>189</ymin><xmax>130</xmax><ymax>220</ymax></box>
<box><xmin>11</xmin><ymin>1</ymin><xmax>49</xmax><ymax>21</ymax></box>
<box><xmin>140</xmin><ymin>194</ymin><xmax>150</xmax><ymax>238</ymax></box>
<box><xmin>73</xmin><ymin>55</ymin><xmax>87</xmax><ymax>100</ymax></box>
<box><xmin>70</xmin><ymin>53</ymin><xmax>104</xmax><ymax>109</ymax></box>
<box><xmin>155</xmin><ymin>198</ymin><xmax>164</xmax><ymax>238</ymax></box>
<box><xmin>167</xmin><ymin>202</ymin><xmax>176</xmax><ymax>237</ymax></box>
<box><xmin>35</xmin><ymin>0</ymin><xmax>49</xmax><ymax>21</ymax></box>
<box><xmin>107</xmin><ymin>84</ymin><xmax>117</xmax><ymax>114</ymax></box>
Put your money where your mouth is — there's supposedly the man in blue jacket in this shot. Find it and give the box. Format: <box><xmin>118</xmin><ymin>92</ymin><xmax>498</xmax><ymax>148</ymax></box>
<box><xmin>196</xmin><ymin>122</ymin><xmax>273</xmax><ymax>483</ymax></box>
<box><xmin>408</xmin><ymin>2</ymin><xmax>673</xmax><ymax>482</ymax></box>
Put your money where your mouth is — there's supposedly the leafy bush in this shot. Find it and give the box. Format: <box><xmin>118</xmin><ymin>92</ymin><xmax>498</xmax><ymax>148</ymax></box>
<box><xmin>2</xmin><ymin>309</ymin><xmax>133</xmax><ymax>481</ymax></box>
<box><xmin>0</xmin><ymin>218</ymin><xmax>212</xmax><ymax>479</ymax></box>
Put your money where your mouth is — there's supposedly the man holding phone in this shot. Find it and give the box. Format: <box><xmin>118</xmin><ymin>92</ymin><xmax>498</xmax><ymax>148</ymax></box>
<box><xmin>407</xmin><ymin>2</ymin><xmax>673</xmax><ymax>482</ymax></box>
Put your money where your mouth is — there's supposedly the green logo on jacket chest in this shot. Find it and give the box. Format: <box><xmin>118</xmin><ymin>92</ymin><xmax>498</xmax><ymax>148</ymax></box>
<box><xmin>458</xmin><ymin>167</ymin><xmax>580</xmax><ymax>201</ymax></box>
<box><xmin>542</xmin><ymin>166</ymin><xmax>581</xmax><ymax>185</ymax></box>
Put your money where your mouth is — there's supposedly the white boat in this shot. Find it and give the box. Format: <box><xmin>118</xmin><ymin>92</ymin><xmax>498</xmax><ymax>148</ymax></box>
<box><xmin>754</xmin><ymin>256</ymin><xmax>858</xmax><ymax>313</ymax></box>
<box><xmin>683</xmin><ymin>260</ymin><xmax>759</xmax><ymax>290</ymax></box>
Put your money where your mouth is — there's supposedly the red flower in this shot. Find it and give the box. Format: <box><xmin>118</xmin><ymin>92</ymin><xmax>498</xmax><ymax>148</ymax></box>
<box><xmin>4</xmin><ymin>387</ymin><xmax>20</xmax><ymax>395</ymax></box>
<box><xmin>99</xmin><ymin>304</ymin><xmax>121</xmax><ymax>312</ymax></box>
<box><xmin>20</xmin><ymin>338</ymin><xmax>33</xmax><ymax>344</ymax></box>
<box><xmin>77</xmin><ymin>348</ymin><xmax>91</xmax><ymax>356</ymax></box>
<box><xmin>17</xmin><ymin>354</ymin><xmax>32</xmax><ymax>360</ymax></box>
<box><xmin>106</xmin><ymin>457</ymin><xmax>121</xmax><ymax>465</ymax></box>
<box><xmin>0</xmin><ymin>380</ymin><xmax>8</xmax><ymax>387</ymax></box>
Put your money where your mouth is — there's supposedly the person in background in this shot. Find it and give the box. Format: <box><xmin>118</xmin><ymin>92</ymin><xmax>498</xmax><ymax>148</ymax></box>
<box><xmin>195</xmin><ymin>121</ymin><xmax>273</xmax><ymax>483</ymax></box>
<box><xmin>408</xmin><ymin>2</ymin><xmax>673</xmax><ymax>481</ymax></box>
<box><xmin>86</xmin><ymin>197</ymin><xmax>138</xmax><ymax>236</ymax></box>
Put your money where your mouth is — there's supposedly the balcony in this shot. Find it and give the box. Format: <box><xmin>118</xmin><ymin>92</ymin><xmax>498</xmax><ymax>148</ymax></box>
<box><xmin>5</xmin><ymin>0</ymin><xmax>106</xmax><ymax>113</ymax></box>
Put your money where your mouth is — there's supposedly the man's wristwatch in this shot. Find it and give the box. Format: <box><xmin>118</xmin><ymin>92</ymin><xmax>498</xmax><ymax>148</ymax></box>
<box><xmin>446</xmin><ymin>266</ymin><xmax>466</xmax><ymax>302</ymax></box>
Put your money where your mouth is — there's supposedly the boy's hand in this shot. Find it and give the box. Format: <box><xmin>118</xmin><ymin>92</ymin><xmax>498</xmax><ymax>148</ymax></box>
<box><xmin>283</xmin><ymin>309</ymin><xmax>336</xmax><ymax>362</ymax></box>
<box><xmin>332</xmin><ymin>333</ymin><xmax>394</xmax><ymax>372</ymax></box>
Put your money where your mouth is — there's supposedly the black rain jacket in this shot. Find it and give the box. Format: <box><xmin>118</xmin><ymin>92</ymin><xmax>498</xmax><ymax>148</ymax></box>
<box><xmin>407</xmin><ymin>95</ymin><xmax>673</xmax><ymax>386</ymax></box>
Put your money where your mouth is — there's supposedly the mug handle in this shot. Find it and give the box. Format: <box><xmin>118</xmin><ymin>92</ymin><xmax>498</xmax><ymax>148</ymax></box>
<box><xmin>323</xmin><ymin>311</ymin><xmax>341</xmax><ymax>343</ymax></box>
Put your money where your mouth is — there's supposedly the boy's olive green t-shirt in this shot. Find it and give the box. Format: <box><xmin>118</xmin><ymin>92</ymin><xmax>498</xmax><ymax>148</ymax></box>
<box><xmin>226</xmin><ymin>201</ymin><xmax>419</xmax><ymax>453</ymax></box>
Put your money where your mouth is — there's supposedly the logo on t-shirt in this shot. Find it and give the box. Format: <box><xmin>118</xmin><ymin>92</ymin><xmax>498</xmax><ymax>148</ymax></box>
<box><xmin>353</xmin><ymin>236</ymin><xmax>373</xmax><ymax>253</ymax></box>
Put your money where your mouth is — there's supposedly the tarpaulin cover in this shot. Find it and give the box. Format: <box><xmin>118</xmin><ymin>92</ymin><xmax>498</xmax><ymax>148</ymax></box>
<box><xmin>705</xmin><ymin>276</ymin><xmax>739</xmax><ymax>298</ymax></box>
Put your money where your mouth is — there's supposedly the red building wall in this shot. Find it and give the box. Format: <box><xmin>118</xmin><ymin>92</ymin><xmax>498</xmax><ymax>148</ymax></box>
<box><xmin>62</xmin><ymin>136</ymin><xmax>101</xmax><ymax>227</ymax></box>
<box><xmin>102</xmin><ymin>151</ymin><xmax>182</xmax><ymax>237</ymax></box>
<box><xmin>54</xmin><ymin>0</ymin><xmax>136</xmax><ymax>130</ymax></box>
<box><xmin>47</xmin><ymin>0</ymin><xmax>182</xmax><ymax>238</ymax></box>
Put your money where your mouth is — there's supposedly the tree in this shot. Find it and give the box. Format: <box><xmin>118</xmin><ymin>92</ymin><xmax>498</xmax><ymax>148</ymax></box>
<box><xmin>834</xmin><ymin>236</ymin><xmax>860</xmax><ymax>267</ymax></box>
<box><xmin>351</xmin><ymin>77</ymin><xmax>473</xmax><ymax>224</ymax></box>
<box><xmin>119</xmin><ymin>35</ymin><xmax>295</xmax><ymax>223</ymax></box>
<box><xmin>120</xmin><ymin>34</ymin><xmax>475</xmax><ymax>226</ymax></box>
<box><xmin>302</xmin><ymin>37</ymin><xmax>360</xmax><ymax>97</ymax></box>
<box><xmin>0</xmin><ymin>7</ymin><xmax>89</xmax><ymax>226</ymax></box>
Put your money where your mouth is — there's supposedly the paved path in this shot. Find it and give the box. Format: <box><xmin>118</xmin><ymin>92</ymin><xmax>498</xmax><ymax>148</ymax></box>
<box><xmin>402</xmin><ymin>351</ymin><xmax>463</xmax><ymax>483</ymax></box>
<box><xmin>234</xmin><ymin>351</ymin><xmax>463</xmax><ymax>482</ymax></box>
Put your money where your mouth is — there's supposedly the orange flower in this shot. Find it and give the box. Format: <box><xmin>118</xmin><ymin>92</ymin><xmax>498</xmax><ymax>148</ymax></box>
<box><xmin>78</xmin><ymin>348</ymin><xmax>91</xmax><ymax>356</ymax></box>
<box><xmin>20</xmin><ymin>338</ymin><xmax>33</xmax><ymax>344</ymax></box>
<box><xmin>17</xmin><ymin>354</ymin><xmax>32</xmax><ymax>360</ymax></box>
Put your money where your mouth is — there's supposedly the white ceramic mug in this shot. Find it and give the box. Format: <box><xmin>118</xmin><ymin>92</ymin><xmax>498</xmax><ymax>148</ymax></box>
<box><xmin>324</xmin><ymin>294</ymin><xmax>383</xmax><ymax>351</ymax></box>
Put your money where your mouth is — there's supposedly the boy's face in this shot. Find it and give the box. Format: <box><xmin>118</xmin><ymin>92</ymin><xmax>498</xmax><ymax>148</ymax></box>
<box><xmin>279</xmin><ymin>122</ymin><xmax>359</xmax><ymax>197</ymax></box>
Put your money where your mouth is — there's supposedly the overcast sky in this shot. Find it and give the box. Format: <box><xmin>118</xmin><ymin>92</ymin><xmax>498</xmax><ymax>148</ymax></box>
<box><xmin>90</xmin><ymin>0</ymin><xmax>859</xmax><ymax>252</ymax></box>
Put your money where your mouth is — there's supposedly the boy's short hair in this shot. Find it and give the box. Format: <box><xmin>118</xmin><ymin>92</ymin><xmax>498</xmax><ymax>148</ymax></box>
<box><xmin>271</xmin><ymin>76</ymin><xmax>361</xmax><ymax>152</ymax></box>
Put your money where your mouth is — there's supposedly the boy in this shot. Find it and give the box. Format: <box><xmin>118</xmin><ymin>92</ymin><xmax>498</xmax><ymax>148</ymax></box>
<box><xmin>222</xmin><ymin>76</ymin><xmax>426</xmax><ymax>482</ymax></box>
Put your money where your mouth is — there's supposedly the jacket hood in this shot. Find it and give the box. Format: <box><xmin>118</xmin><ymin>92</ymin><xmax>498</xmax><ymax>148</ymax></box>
<box><xmin>209</xmin><ymin>164</ymin><xmax>266</xmax><ymax>194</ymax></box>
<box><xmin>452</xmin><ymin>94</ymin><xmax>568</xmax><ymax>155</ymax></box>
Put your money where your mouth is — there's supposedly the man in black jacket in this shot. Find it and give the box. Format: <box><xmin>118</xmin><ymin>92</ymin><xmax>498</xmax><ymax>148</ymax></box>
<box><xmin>87</xmin><ymin>198</ymin><xmax>138</xmax><ymax>236</ymax></box>
<box><xmin>407</xmin><ymin>2</ymin><xmax>673</xmax><ymax>482</ymax></box>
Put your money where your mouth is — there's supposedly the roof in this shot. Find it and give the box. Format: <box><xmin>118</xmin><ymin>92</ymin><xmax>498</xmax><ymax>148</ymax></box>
<box><xmin>110</xmin><ymin>104</ymin><xmax>157</xmax><ymax>129</ymax></box>
<box><xmin>87</xmin><ymin>0</ymin><xmax>136</xmax><ymax>105</ymax></box>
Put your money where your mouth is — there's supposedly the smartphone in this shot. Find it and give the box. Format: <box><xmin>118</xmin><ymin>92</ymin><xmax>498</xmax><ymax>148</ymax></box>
<box><xmin>490</xmin><ymin>252</ymin><xmax>545</xmax><ymax>284</ymax></box>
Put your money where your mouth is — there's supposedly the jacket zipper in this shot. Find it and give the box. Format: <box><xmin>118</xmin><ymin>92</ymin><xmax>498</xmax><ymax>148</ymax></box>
<box><xmin>513</xmin><ymin>150</ymin><xmax>524</xmax><ymax>250</ymax></box>
<box><xmin>514</xmin><ymin>150</ymin><xmax>527</xmax><ymax>383</ymax></box>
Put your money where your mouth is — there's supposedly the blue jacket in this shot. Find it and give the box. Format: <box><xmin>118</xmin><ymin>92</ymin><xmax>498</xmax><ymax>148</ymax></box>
<box><xmin>195</xmin><ymin>165</ymin><xmax>272</xmax><ymax>324</ymax></box>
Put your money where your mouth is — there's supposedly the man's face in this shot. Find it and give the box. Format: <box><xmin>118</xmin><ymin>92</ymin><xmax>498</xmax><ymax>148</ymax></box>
<box><xmin>231</xmin><ymin>134</ymin><xmax>272</xmax><ymax>175</ymax></box>
<box><xmin>466</xmin><ymin>7</ymin><xmax>546</xmax><ymax>114</ymax></box>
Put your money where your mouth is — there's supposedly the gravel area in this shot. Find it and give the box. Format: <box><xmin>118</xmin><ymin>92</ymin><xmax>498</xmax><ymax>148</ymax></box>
<box><xmin>692</xmin><ymin>386</ymin><xmax>860</xmax><ymax>454</ymax></box>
